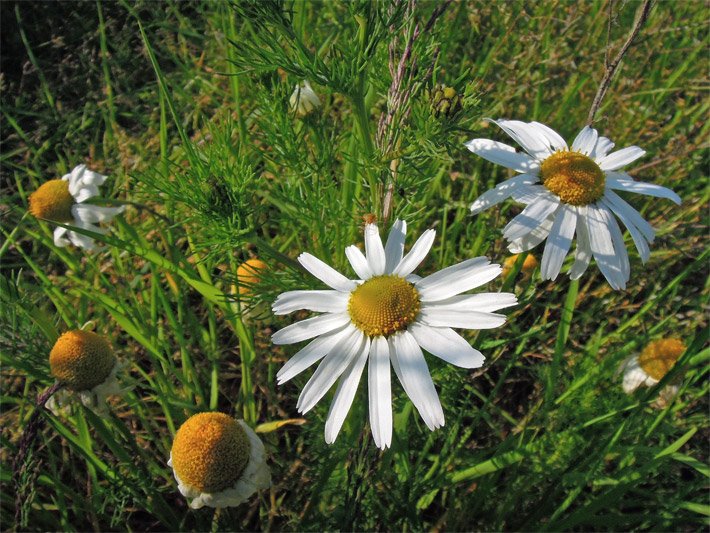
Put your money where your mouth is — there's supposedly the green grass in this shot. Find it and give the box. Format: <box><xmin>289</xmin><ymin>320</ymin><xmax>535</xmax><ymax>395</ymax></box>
<box><xmin>1</xmin><ymin>1</ymin><xmax>708</xmax><ymax>531</ymax></box>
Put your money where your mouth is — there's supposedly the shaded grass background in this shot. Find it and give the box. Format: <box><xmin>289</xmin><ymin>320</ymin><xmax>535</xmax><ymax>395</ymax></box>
<box><xmin>1</xmin><ymin>0</ymin><xmax>708</xmax><ymax>531</ymax></box>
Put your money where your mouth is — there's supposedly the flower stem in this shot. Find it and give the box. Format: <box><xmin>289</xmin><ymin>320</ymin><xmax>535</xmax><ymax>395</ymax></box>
<box><xmin>545</xmin><ymin>278</ymin><xmax>580</xmax><ymax>409</ymax></box>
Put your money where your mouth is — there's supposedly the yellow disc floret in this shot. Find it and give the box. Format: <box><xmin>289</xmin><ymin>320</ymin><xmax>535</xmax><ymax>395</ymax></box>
<box><xmin>171</xmin><ymin>412</ymin><xmax>251</xmax><ymax>493</ymax></box>
<box><xmin>49</xmin><ymin>330</ymin><xmax>116</xmax><ymax>391</ymax></box>
<box><xmin>236</xmin><ymin>258</ymin><xmax>268</xmax><ymax>296</ymax></box>
<box><xmin>29</xmin><ymin>179</ymin><xmax>75</xmax><ymax>222</ymax></box>
<box><xmin>348</xmin><ymin>275</ymin><xmax>420</xmax><ymax>337</ymax></box>
<box><xmin>638</xmin><ymin>338</ymin><xmax>686</xmax><ymax>381</ymax></box>
<box><xmin>540</xmin><ymin>151</ymin><xmax>605</xmax><ymax>205</ymax></box>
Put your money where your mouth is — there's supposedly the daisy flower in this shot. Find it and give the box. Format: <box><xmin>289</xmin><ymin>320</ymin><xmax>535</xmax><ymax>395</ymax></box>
<box><xmin>46</xmin><ymin>329</ymin><xmax>126</xmax><ymax>415</ymax></box>
<box><xmin>28</xmin><ymin>164</ymin><xmax>125</xmax><ymax>250</ymax></box>
<box><xmin>466</xmin><ymin>120</ymin><xmax>681</xmax><ymax>289</ymax></box>
<box><xmin>168</xmin><ymin>412</ymin><xmax>271</xmax><ymax>510</ymax></box>
<box><xmin>502</xmin><ymin>253</ymin><xmax>538</xmax><ymax>278</ymax></box>
<box><xmin>621</xmin><ymin>338</ymin><xmax>686</xmax><ymax>399</ymax></box>
<box><xmin>272</xmin><ymin>220</ymin><xmax>516</xmax><ymax>449</ymax></box>
<box><xmin>289</xmin><ymin>80</ymin><xmax>321</xmax><ymax>118</ymax></box>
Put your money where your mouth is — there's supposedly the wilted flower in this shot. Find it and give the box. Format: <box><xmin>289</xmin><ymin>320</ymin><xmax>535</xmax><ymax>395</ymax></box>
<box><xmin>168</xmin><ymin>412</ymin><xmax>270</xmax><ymax>509</ymax></box>
<box><xmin>289</xmin><ymin>80</ymin><xmax>321</xmax><ymax>117</ymax></box>
<box><xmin>621</xmin><ymin>338</ymin><xmax>686</xmax><ymax>400</ymax></box>
<box><xmin>29</xmin><ymin>164</ymin><xmax>124</xmax><ymax>250</ymax></box>
<box><xmin>272</xmin><ymin>220</ymin><xmax>516</xmax><ymax>449</ymax></box>
<box><xmin>466</xmin><ymin>120</ymin><xmax>681</xmax><ymax>289</ymax></box>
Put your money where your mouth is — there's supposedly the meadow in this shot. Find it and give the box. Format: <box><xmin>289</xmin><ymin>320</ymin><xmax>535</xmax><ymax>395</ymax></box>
<box><xmin>1</xmin><ymin>1</ymin><xmax>708</xmax><ymax>531</ymax></box>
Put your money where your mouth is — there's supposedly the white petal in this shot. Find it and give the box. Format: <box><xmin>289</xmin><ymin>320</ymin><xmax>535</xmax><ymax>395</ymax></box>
<box><xmin>606</xmin><ymin>174</ymin><xmax>681</xmax><ymax>205</ymax></box>
<box><xmin>507</xmin><ymin>214</ymin><xmax>554</xmax><ymax>254</ymax></box>
<box><xmin>272</xmin><ymin>290</ymin><xmax>349</xmax><ymax>315</ymax></box>
<box><xmin>81</xmin><ymin>168</ymin><xmax>108</xmax><ymax>186</ymax></box>
<box><xmin>345</xmin><ymin>246</ymin><xmax>372</xmax><ymax>280</ymax></box>
<box><xmin>603</xmin><ymin>189</ymin><xmax>655</xmax><ymax>242</ymax></box>
<box><xmin>297</xmin><ymin>329</ymin><xmax>367</xmax><ymax>414</ymax></box>
<box><xmin>598</xmin><ymin>146</ymin><xmax>646</xmax><ymax>171</ymax></box>
<box><xmin>390</xmin><ymin>331</ymin><xmax>444</xmax><ymax>431</ymax></box>
<box><xmin>324</xmin><ymin>340</ymin><xmax>369</xmax><ymax>444</ymax></box>
<box><xmin>590</xmin><ymin>136</ymin><xmax>615</xmax><ymax>160</ymax></box>
<box><xmin>364</xmin><ymin>223</ymin><xmax>386</xmax><ymax>275</ymax></box>
<box><xmin>571</xmin><ymin>126</ymin><xmax>599</xmax><ymax>155</ymax></box>
<box><xmin>392</xmin><ymin>229</ymin><xmax>436</xmax><ymax>277</ymax></box>
<box><xmin>569</xmin><ymin>206</ymin><xmax>593</xmax><ymax>280</ymax></box>
<box><xmin>502</xmin><ymin>195</ymin><xmax>560</xmax><ymax>241</ymax></box>
<box><xmin>418</xmin><ymin>308</ymin><xmax>507</xmax><ymax>329</ymax></box>
<box><xmin>416</xmin><ymin>257</ymin><xmax>500</xmax><ymax>302</ymax></box>
<box><xmin>276</xmin><ymin>325</ymin><xmax>352</xmax><ymax>384</ymax></box>
<box><xmin>71</xmin><ymin>204</ymin><xmax>124</xmax><ymax>223</ymax></box>
<box><xmin>298</xmin><ymin>253</ymin><xmax>357</xmax><ymax>292</ymax></box>
<box><xmin>408</xmin><ymin>323</ymin><xmax>485</xmax><ymax>369</ymax></box>
<box><xmin>384</xmin><ymin>219</ymin><xmax>407</xmax><ymax>274</ymax></box>
<box><xmin>53</xmin><ymin>226</ymin><xmax>70</xmax><ymax>247</ymax></box>
<box><xmin>530</xmin><ymin>122</ymin><xmax>568</xmax><ymax>151</ymax></box>
<box><xmin>469</xmin><ymin>174</ymin><xmax>539</xmax><ymax>215</ymax></box>
<box><xmin>67</xmin><ymin>229</ymin><xmax>97</xmax><ymax>250</ymax></box>
<box><xmin>509</xmin><ymin>184</ymin><xmax>546</xmax><ymax>205</ymax></box>
<box><xmin>603</xmin><ymin>204</ymin><xmax>630</xmax><ymax>283</ymax></box>
<box><xmin>540</xmin><ymin>205</ymin><xmax>577</xmax><ymax>281</ymax></box>
<box><xmin>73</xmin><ymin>184</ymin><xmax>100</xmax><ymax>203</ymax></box>
<box><xmin>622</xmin><ymin>357</ymin><xmax>655</xmax><ymax>394</ymax></box>
<box><xmin>601</xmin><ymin>197</ymin><xmax>650</xmax><ymax>262</ymax></box>
<box><xmin>368</xmin><ymin>336</ymin><xmax>392</xmax><ymax>449</ymax></box>
<box><xmin>490</xmin><ymin>119</ymin><xmax>553</xmax><ymax>159</ymax></box>
<box><xmin>422</xmin><ymin>292</ymin><xmax>518</xmax><ymax>313</ymax></box>
<box><xmin>464</xmin><ymin>138</ymin><xmax>539</xmax><ymax>174</ymax></box>
<box><xmin>271</xmin><ymin>312</ymin><xmax>351</xmax><ymax>345</ymax></box>
<box><xmin>586</xmin><ymin>204</ymin><xmax>626</xmax><ymax>290</ymax></box>
<box><xmin>64</xmin><ymin>165</ymin><xmax>86</xmax><ymax>195</ymax></box>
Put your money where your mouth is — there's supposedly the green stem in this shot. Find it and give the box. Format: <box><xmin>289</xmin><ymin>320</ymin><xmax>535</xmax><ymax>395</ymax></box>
<box><xmin>545</xmin><ymin>278</ymin><xmax>580</xmax><ymax>408</ymax></box>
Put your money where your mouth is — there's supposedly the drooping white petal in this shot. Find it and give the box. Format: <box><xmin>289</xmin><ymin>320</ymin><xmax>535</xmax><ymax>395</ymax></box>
<box><xmin>298</xmin><ymin>253</ymin><xmax>357</xmax><ymax>292</ymax></box>
<box><xmin>71</xmin><ymin>204</ymin><xmax>125</xmax><ymax>224</ymax></box>
<box><xmin>277</xmin><ymin>325</ymin><xmax>352</xmax><ymax>384</ymax></box>
<box><xmin>606</xmin><ymin>174</ymin><xmax>681</xmax><ymax>205</ymax></box>
<box><xmin>507</xmin><ymin>214</ymin><xmax>554</xmax><ymax>254</ymax></box>
<box><xmin>571</xmin><ymin>126</ymin><xmax>599</xmax><ymax>155</ymax></box>
<box><xmin>590</xmin><ymin>136</ymin><xmax>615</xmax><ymax>160</ymax></box>
<box><xmin>364</xmin><ymin>223</ymin><xmax>386</xmax><ymax>275</ymax></box>
<box><xmin>73</xmin><ymin>184</ymin><xmax>100</xmax><ymax>203</ymax></box>
<box><xmin>368</xmin><ymin>336</ymin><xmax>392</xmax><ymax>450</ymax></box>
<box><xmin>64</xmin><ymin>165</ymin><xmax>86</xmax><ymax>195</ymax></box>
<box><xmin>598</xmin><ymin>146</ymin><xmax>646</xmax><ymax>171</ymax></box>
<box><xmin>67</xmin><ymin>229</ymin><xmax>98</xmax><ymax>250</ymax></box>
<box><xmin>384</xmin><ymin>219</ymin><xmax>407</xmax><ymax>274</ymax></box>
<box><xmin>530</xmin><ymin>121</ymin><xmax>568</xmax><ymax>151</ymax></box>
<box><xmin>464</xmin><ymin>138</ymin><xmax>540</xmax><ymax>174</ymax></box>
<box><xmin>408</xmin><ymin>322</ymin><xmax>485</xmax><ymax>369</ymax></box>
<box><xmin>502</xmin><ymin>195</ymin><xmax>561</xmax><ymax>241</ymax></box>
<box><xmin>586</xmin><ymin>204</ymin><xmax>626</xmax><ymax>290</ymax></box>
<box><xmin>272</xmin><ymin>290</ymin><xmax>350</xmax><ymax>315</ymax></box>
<box><xmin>345</xmin><ymin>245</ymin><xmax>372</xmax><ymax>280</ymax></box>
<box><xmin>272</xmin><ymin>312</ymin><xmax>351</xmax><ymax>345</ymax></box>
<box><xmin>540</xmin><ymin>205</ymin><xmax>577</xmax><ymax>281</ymax></box>
<box><xmin>422</xmin><ymin>292</ymin><xmax>518</xmax><ymax>313</ymax></box>
<box><xmin>603</xmin><ymin>190</ymin><xmax>655</xmax><ymax>243</ymax></box>
<box><xmin>324</xmin><ymin>342</ymin><xmax>369</xmax><ymax>444</ymax></box>
<box><xmin>603</xmin><ymin>204</ymin><xmax>631</xmax><ymax>283</ymax></box>
<box><xmin>53</xmin><ymin>226</ymin><xmax>70</xmax><ymax>248</ymax></box>
<box><xmin>469</xmin><ymin>174</ymin><xmax>539</xmax><ymax>215</ymax></box>
<box><xmin>392</xmin><ymin>229</ymin><xmax>436</xmax><ymax>277</ymax></box>
<box><xmin>416</xmin><ymin>257</ymin><xmax>500</xmax><ymax>302</ymax></box>
<box><xmin>569</xmin><ymin>206</ymin><xmax>592</xmax><ymax>280</ymax></box>
<box><xmin>490</xmin><ymin>119</ymin><xmax>553</xmax><ymax>159</ymax></box>
<box><xmin>81</xmin><ymin>168</ymin><xmax>108</xmax><ymax>187</ymax></box>
<box><xmin>418</xmin><ymin>308</ymin><xmax>507</xmax><ymax>329</ymax></box>
<box><xmin>622</xmin><ymin>356</ymin><xmax>655</xmax><ymax>394</ymax></box>
<box><xmin>297</xmin><ymin>329</ymin><xmax>368</xmax><ymax>414</ymax></box>
<box><xmin>601</xmin><ymin>197</ymin><xmax>650</xmax><ymax>262</ymax></box>
<box><xmin>389</xmin><ymin>331</ymin><xmax>444</xmax><ymax>431</ymax></box>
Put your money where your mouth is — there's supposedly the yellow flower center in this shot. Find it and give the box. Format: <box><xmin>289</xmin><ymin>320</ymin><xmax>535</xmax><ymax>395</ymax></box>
<box><xmin>348</xmin><ymin>275</ymin><xmax>420</xmax><ymax>337</ymax></box>
<box><xmin>171</xmin><ymin>412</ymin><xmax>251</xmax><ymax>493</ymax></box>
<box><xmin>28</xmin><ymin>179</ymin><xmax>75</xmax><ymax>222</ymax></box>
<box><xmin>540</xmin><ymin>151</ymin><xmax>605</xmax><ymax>205</ymax></box>
<box><xmin>503</xmin><ymin>254</ymin><xmax>538</xmax><ymax>277</ymax></box>
<box><xmin>236</xmin><ymin>258</ymin><xmax>268</xmax><ymax>296</ymax></box>
<box><xmin>49</xmin><ymin>330</ymin><xmax>116</xmax><ymax>391</ymax></box>
<box><xmin>638</xmin><ymin>338</ymin><xmax>686</xmax><ymax>381</ymax></box>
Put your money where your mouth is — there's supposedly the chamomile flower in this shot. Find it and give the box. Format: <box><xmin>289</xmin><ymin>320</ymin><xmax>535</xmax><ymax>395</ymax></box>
<box><xmin>621</xmin><ymin>338</ymin><xmax>686</xmax><ymax>399</ymax></box>
<box><xmin>502</xmin><ymin>253</ymin><xmax>538</xmax><ymax>278</ymax></box>
<box><xmin>466</xmin><ymin>120</ymin><xmax>681</xmax><ymax>289</ymax></box>
<box><xmin>272</xmin><ymin>220</ymin><xmax>516</xmax><ymax>449</ymax></box>
<box><xmin>289</xmin><ymin>80</ymin><xmax>321</xmax><ymax>117</ymax></box>
<box><xmin>236</xmin><ymin>258</ymin><xmax>268</xmax><ymax>298</ymax></box>
<box><xmin>28</xmin><ymin>164</ymin><xmax>124</xmax><ymax>250</ymax></box>
<box><xmin>46</xmin><ymin>329</ymin><xmax>125</xmax><ymax>415</ymax></box>
<box><xmin>168</xmin><ymin>413</ymin><xmax>270</xmax><ymax>510</ymax></box>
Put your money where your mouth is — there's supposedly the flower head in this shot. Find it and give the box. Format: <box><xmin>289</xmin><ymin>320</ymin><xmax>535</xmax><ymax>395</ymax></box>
<box><xmin>502</xmin><ymin>253</ymin><xmax>538</xmax><ymax>278</ymax></box>
<box><xmin>168</xmin><ymin>413</ymin><xmax>270</xmax><ymax>509</ymax></box>
<box><xmin>29</xmin><ymin>165</ymin><xmax>125</xmax><ymax>250</ymax></box>
<box><xmin>466</xmin><ymin>119</ymin><xmax>681</xmax><ymax>289</ymax></box>
<box><xmin>272</xmin><ymin>220</ymin><xmax>516</xmax><ymax>449</ymax></box>
<box><xmin>289</xmin><ymin>80</ymin><xmax>321</xmax><ymax>117</ymax></box>
<box><xmin>621</xmin><ymin>338</ymin><xmax>686</xmax><ymax>397</ymax></box>
<box><xmin>236</xmin><ymin>258</ymin><xmax>268</xmax><ymax>297</ymax></box>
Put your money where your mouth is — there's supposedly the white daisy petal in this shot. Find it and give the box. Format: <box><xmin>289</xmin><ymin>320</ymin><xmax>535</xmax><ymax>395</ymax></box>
<box><xmin>384</xmin><ymin>219</ymin><xmax>407</xmax><ymax>274</ymax></box>
<box><xmin>509</xmin><ymin>184</ymin><xmax>546</xmax><ymax>205</ymax></box>
<box><xmin>590</xmin><ymin>136</ymin><xmax>615</xmax><ymax>160</ymax></box>
<box><xmin>569</xmin><ymin>206</ymin><xmax>593</xmax><ymax>280</ymax></box>
<box><xmin>64</xmin><ymin>165</ymin><xmax>86</xmax><ymax>195</ymax></box>
<box><xmin>276</xmin><ymin>325</ymin><xmax>352</xmax><ymax>384</ymax></box>
<box><xmin>464</xmin><ymin>138</ymin><xmax>539</xmax><ymax>174</ymax></box>
<box><xmin>540</xmin><ymin>205</ymin><xmax>577</xmax><ymax>281</ymax></box>
<box><xmin>419</xmin><ymin>308</ymin><xmax>507</xmax><ymax>329</ymax></box>
<box><xmin>603</xmin><ymin>189</ymin><xmax>655</xmax><ymax>243</ymax></box>
<box><xmin>408</xmin><ymin>322</ymin><xmax>485</xmax><ymax>369</ymax></box>
<box><xmin>67</xmin><ymin>229</ymin><xmax>97</xmax><ymax>250</ymax></box>
<box><xmin>490</xmin><ymin>119</ymin><xmax>553</xmax><ymax>159</ymax></box>
<box><xmin>392</xmin><ymin>229</ymin><xmax>436</xmax><ymax>277</ymax></box>
<box><xmin>271</xmin><ymin>312</ymin><xmax>351</xmax><ymax>345</ymax></box>
<box><xmin>72</xmin><ymin>204</ymin><xmax>125</xmax><ymax>224</ymax></box>
<box><xmin>390</xmin><ymin>331</ymin><xmax>444</xmax><ymax>431</ymax></box>
<box><xmin>598</xmin><ymin>146</ymin><xmax>646</xmax><ymax>171</ymax></box>
<box><xmin>298</xmin><ymin>252</ymin><xmax>357</xmax><ymax>292</ymax></box>
<box><xmin>530</xmin><ymin>121</ymin><xmax>568</xmax><ymax>151</ymax></box>
<box><xmin>571</xmin><ymin>126</ymin><xmax>599</xmax><ymax>155</ymax></box>
<box><xmin>469</xmin><ymin>174</ymin><xmax>539</xmax><ymax>215</ymax></box>
<box><xmin>81</xmin><ymin>168</ymin><xmax>108</xmax><ymax>186</ymax></box>
<box><xmin>73</xmin><ymin>184</ymin><xmax>100</xmax><ymax>203</ymax></box>
<box><xmin>368</xmin><ymin>337</ymin><xmax>392</xmax><ymax>450</ymax></box>
<box><xmin>364</xmin><ymin>223</ymin><xmax>386</xmax><ymax>275</ymax></box>
<box><xmin>53</xmin><ymin>226</ymin><xmax>70</xmax><ymax>247</ymax></box>
<box><xmin>601</xmin><ymin>197</ymin><xmax>650</xmax><ymax>262</ymax></box>
<box><xmin>272</xmin><ymin>290</ymin><xmax>350</xmax><ymax>315</ymax></box>
<box><xmin>507</xmin><ymin>214</ymin><xmax>554</xmax><ymax>254</ymax></box>
<box><xmin>422</xmin><ymin>292</ymin><xmax>517</xmax><ymax>313</ymax></box>
<box><xmin>606</xmin><ymin>174</ymin><xmax>681</xmax><ymax>205</ymax></box>
<box><xmin>345</xmin><ymin>245</ymin><xmax>372</xmax><ymax>280</ymax></box>
<box><xmin>503</xmin><ymin>195</ymin><xmax>561</xmax><ymax>241</ymax></box>
<box><xmin>622</xmin><ymin>356</ymin><xmax>655</xmax><ymax>394</ymax></box>
<box><xmin>586</xmin><ymin>204</ymin><xmax>626</xmax><ymax>290</ymax></box>
<box><xmin>603</xmin><ymin>204</ymin><xmax>630</xmax><ymax>283</ymax></box>
<box><xmin>416</xmin><ymin>257</ymin><xmax>500</xmax><ymax>302</ymax></box>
